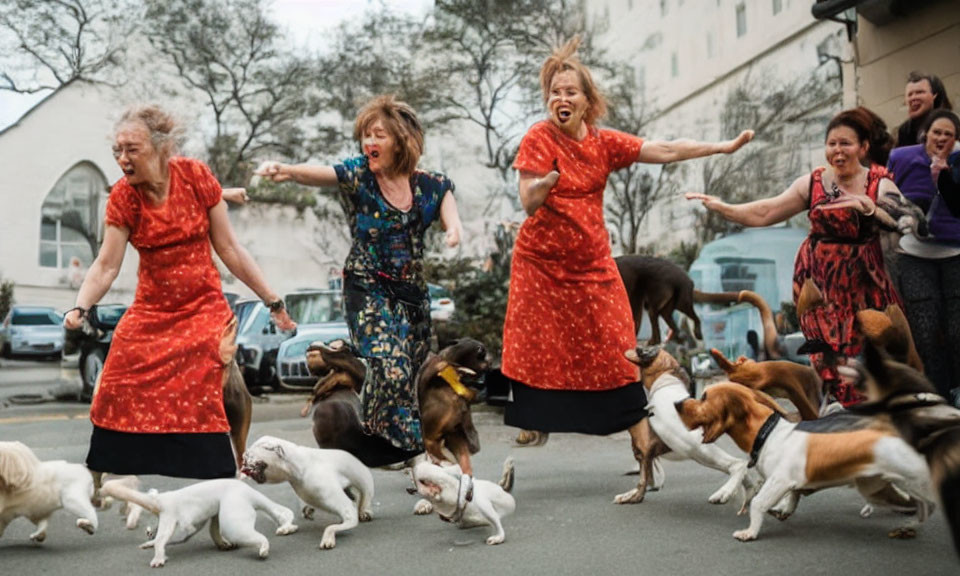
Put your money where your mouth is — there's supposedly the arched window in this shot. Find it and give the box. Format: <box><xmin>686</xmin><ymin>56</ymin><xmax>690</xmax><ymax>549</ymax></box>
<box><xmin>39</xmin><ymin>162</ymin><xmax>107</xmax><ymax>269</ymax></box>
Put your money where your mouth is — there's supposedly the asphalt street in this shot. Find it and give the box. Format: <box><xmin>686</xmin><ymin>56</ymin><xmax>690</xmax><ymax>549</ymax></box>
<box><xmin>0</xmin><ymin>360</ymin><xmax>957</xmax><ymax>576</ymax></box>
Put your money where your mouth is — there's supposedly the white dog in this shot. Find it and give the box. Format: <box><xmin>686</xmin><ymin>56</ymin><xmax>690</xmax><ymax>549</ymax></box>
<box><xmin>0</xmin><ymin>441</ymin><xmax>97</xmax><ymax>542</ymax></box>
<box><xmin>99</xmin><ymin>477</ymin><xmax>297</xmax><ymax>567</ymax></box>
<box><xmin>241</xmin><ymin>435</ymin><xmax>374</xmax><ymax>550</ymax></box>
<box><xmin>412</xmin><ymin>457</ymin><xmax>515</xmax><ymax>545</ymax></box>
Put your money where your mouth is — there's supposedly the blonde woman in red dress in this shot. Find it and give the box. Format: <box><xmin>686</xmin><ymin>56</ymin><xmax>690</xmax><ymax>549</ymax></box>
<box><xmin>63</xmin><ymin>105</ymin><xmax>295</xmax><ymax>479</ymax></box>
<box><xmin>502</xmin><ymin>38</ymin><xmax>753</xmax><ymax>442</ymax></box>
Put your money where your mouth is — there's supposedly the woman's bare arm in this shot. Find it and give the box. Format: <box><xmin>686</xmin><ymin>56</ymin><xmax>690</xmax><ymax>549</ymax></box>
<box><xmin>685</xmin><ymin>173</ymin><xmax>810</xmax><ymax>227</ymax></box>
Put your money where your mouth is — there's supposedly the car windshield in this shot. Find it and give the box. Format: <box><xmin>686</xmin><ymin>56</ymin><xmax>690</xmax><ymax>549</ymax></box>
<box><xmin>12</xmin><ymin>310</ymin><xmax>60</xmax><ymax>325</ymax></box>
<box><xmin>95</xmin><ymin>305</ymin><xmax>127</xmax><ymax>326</ymax></box>
<box><xmin>286</xmin><ymin>292</ymin><xmax>343</xmax><ymax>325</ymax></box>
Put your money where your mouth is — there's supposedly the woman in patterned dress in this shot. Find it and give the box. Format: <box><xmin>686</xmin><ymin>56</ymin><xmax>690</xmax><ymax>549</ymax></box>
<box><xmin>502</xmin><ymin>37</ymin><xmax>753</xmax><ymax>440</ymax></box>
<box><xmin>256</xmin><ymin>95</ymin><xmax>463</xmax><ymax>470</ymax></box>
<box><xmin>687</xmin><ymin>107</ymin><xmax>917</xmax><ymax>406</ymax></box>
<box><xmin>63</xmin><ymin>105</ymin><xmax>295</xmax><ymax>479</ymax></box>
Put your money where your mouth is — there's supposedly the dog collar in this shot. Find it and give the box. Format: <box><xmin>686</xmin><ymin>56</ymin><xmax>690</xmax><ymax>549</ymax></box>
<box><xmin>439</xmin><ymin>365</ymin><xmax>475</xmax><ymax>401</ymax></box>
<box><xmin>749</xmin><ymin>412</ymin><xmax>781</xmax><ymax>468</ymax></box>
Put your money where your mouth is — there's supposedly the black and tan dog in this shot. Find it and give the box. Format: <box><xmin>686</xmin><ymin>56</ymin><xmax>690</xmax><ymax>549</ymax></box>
<box><xmin>302</xmin><ymin>338</ymin><xmax>489</xmax><ymax>472</ymax></box>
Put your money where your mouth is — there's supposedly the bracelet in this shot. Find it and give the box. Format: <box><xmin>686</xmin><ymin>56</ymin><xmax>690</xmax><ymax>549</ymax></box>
<box><xmin>264</xmin><ymin>299</ymin><xmax>285</xmax><ymax>313</ymax></box>
<box><xmin>66</xmin><ymin>306</ymin><xmax>88</xmax><ymax>319</ymax></box>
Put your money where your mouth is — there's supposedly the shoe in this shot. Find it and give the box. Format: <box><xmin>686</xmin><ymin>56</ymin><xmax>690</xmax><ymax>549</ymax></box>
<box><xmin>515</xmin><ymin>430</ymin><xmax>549</xmax><ymax>446</ymax></box>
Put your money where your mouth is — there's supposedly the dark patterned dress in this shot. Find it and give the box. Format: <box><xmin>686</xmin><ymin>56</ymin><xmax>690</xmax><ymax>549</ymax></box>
<box><xmin>793</xmin><ymin>164</ymin><xmax>902</xmax><ymax>405</ymax></box>
<box><xmin>334</xmin><ymin>156</ymin><xmax>452</xmax><ymax>461</ymax></box>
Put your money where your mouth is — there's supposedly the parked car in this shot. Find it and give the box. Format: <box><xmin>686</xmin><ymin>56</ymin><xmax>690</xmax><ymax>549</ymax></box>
<box><xmin>428</xmin><ymin>283</ymin><xmax>455</xmax><ymax>321</ymax></box>
<box><xmin>276</xmin><ymin>290</ymin><xmax>350</xmax><ymax>390</ymax></box>
<box><xmin>0</xmin><ymin>305</ymin><xmax>64</xmax><ymax>359</ymax></box>
<box><xmin>68</xmin><ymin>304</ymin><xmax>127</xmax><ymax>401</ymax></box>
<box><xmin>234</xmin><ymin>299</ymin><xmax>292</xmax><ymax>391</ymax></box>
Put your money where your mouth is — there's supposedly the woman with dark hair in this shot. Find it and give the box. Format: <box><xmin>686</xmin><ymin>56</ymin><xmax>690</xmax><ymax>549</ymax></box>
<box><xmin>888</xmin><ymin>109</ymin><xmax>960</xmax><ymax>402</ymax></box>
<box><xmin>502</xmin><ymin>37</ymin><xmax>753</xmax><ymax>442</ymax></box>
<box><xmin>64</xmin><ymin>105</ymin><xmax>296</xmax><ymax>480</ymax></box>
<box><xmin>256</xmin><ymin>95</ymin><xmax>463</xmax><ymax>468</ymax></box>
<box><xmin>688</xmin><ymin>107</ymin><xmax>919</xmax><ymax>406</ymax></box>
<box><xmin>895</xmin><ymin>71</ymin><xmax>954</xmax><ymax>148</ymax></box>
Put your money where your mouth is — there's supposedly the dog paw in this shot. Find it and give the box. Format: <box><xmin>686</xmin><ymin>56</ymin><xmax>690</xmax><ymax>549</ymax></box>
<box><xmin>768</xmin><ymin>509</ymin><xmax>792</xmax><ymax>522</ymax></box>
<box><xmin>359</xmin><ymin>510</ymin><xmax>373</xmax><ymax>522</ymax></box>
<box><xmin>150</xmin><ymin>556</ymin><xmax>167</xmax><ymax>568</ymax></box>
<box><xmin>29</xmin><ymin>531</ymin><xmax>47</xmax><ymax>543</ymax></box>
<box><xmin>414</xmin><ymin>499</ymin><xmax>434</xmax><ymax>515</ymax></box>
<box><xmin>302</xmin><ymin>506</ymin><xmax>315</xmax><ymax>521</ymax></box>
<box><xmin>888</xmin><ymin>527</ymin><xmax>917</xmax><ymax>539</ymax></box>
<box><xmin>613</xmin><ymin>489</ymin><xmax>645</xmax><ymax>504</ymax></box>
<box><xmin>486</xmin><ymin>534</ymin><xmax>505</xmax><ymax>545</ymax></box>
<box><xmin>860</xmin><ymin>504</ymin><xmax>874</xmax><ymax>518</ymax></box>
<box><xmin>258</xmin><ymin>543</ymin><xmax>270</xmax><ymax>558</ymax></box>
<box><xmin>215</xmin><ymin>538</ymin><xmax>236</xmax><ymax>550</ymax></box>
<box><xmin>77</xmin><ymin>518</ymin><xmax>96</xmax><ymax>534</ymax></box>
<box><xmin>276</xmin><ymin>524</ymin><xmax>298</xmax><ymax>536</ymax></box>
<box><xmin>732</xmin><ymin>529</ymin><xmax>758</xmax><ymax>542</ymax></box>
<box><xmin>708</xmin><ymin>488</ymin><xmax>733</xmax><ymax>505</ymax></box>
<box><xmin>319</xmin><ymin>535</ymin><xmax>336</xmax><ymax>550</ymax></box>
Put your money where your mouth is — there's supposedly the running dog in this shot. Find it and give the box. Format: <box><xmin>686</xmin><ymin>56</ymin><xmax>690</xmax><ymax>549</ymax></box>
<box><xmin>709</xmin><ymin>349</ymin><xmax>823</xmax><ymax>420</ymax></box>
<box><xmin>614</xmin><ymin>345</ymin><xmax>756</xmax><ymax>506</ymax></box>
<box><xmin>99</xmin><ymin>477</ymin><xmax>297</xmax><ymax>567</ymax></box>
<box><xmin>0</xmin><ymin>441</ymin><xmax>98</xmax><ymax>542</ymax></box>
<box><xmin>676</xmin><ymin>382</ymin><xmax>935</xmax><ymax>542</ymax></box>
<box><xmin>412</xmin><ymin>458</ymin><xmax>515</xmax><ymax>545</ymax></box>
<box><xmin>241</xmin><ymin>435</ymin><xmax>374</xmax><ymax>550</ymax></box>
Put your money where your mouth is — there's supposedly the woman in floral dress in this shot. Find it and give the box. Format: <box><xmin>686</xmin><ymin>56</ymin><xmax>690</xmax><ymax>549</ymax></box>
<box><xmin>257</xmin><ymin>95</ymin><xmax>463</xmax><ymax>468</ymax></box>
<box><xmin>688</xmin><ymin>107</ymin><xmax>917</xmax><ymax>406</ymax></box>
<box><xmin>63</xmin><ymin>105</ymin><xmax>295</xmax><ymax>479</ymax></box>
<box><xmin>502</xmin><ymin>37</ymin><xmax>753</xmax><ymax>440</ymax></box>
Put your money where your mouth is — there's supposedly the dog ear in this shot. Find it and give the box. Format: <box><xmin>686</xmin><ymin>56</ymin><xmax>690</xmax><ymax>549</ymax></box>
<box><xmin>0</xmin><ymin>442</ymin><xmax>39</xmax><ymax>492</ymax></box>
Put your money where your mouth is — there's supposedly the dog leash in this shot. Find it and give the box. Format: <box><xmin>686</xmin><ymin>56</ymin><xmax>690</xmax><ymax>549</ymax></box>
<box><xmin>749</xmin><ymin>412</ymin><xmax>782</xmax><ymax>468</ymax></box>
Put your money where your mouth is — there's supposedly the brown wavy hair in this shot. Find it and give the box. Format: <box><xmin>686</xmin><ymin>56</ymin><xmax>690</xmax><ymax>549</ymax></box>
<box><xmin>825</xmin><ymin>107</ymin><xmax>894</xmax><ymax>166</ymax></box>
<box><xmin>353</xmin><ymin>95</ymin><xmax>424</xmax><ymax>176</ymax></box>
<box><xmin>539</xmin><ymin>36</ymin><xmax>607</xmax><ymax>126</ymax></box>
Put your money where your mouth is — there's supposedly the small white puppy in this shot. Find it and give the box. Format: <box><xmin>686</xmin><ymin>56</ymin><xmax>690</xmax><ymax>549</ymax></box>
<box><xmin>100</xmin><ymin>477</ymin><xmax>297</xmax><ymax>568</ymax></box>
<box><xmin>241</xmin><ymin>435</ymin><xmax>374</xmax><ymax>550</ymax></box>
<box><xmin>0</xmin><ymin>441</ymin><xmax>97</xmax><ymax>542</ymax></box>
<box><xmin>413</xmin><ymin>457</ymin><xmax>515</xmax><ymax>545</ymax></box>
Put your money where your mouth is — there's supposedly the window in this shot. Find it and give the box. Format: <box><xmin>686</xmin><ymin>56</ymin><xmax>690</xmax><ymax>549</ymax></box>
<box><xmin>39</xmin><ymin>162</ymin><xmax>106</xmax><ymax>269</ymax></box>
<box><xmin>736</xmin><ymin>3</ymin><xmax>747</xmax><ymax>37</ymax></box>
<box><xmin>772</xmin><ymin>0</ymin><xmax>782</xmax><ymax>15</ymax></box>
<box><xmin>671</xmin><ymin>52</ymin><xmax>679</xmax><ymax>78</ymax></box>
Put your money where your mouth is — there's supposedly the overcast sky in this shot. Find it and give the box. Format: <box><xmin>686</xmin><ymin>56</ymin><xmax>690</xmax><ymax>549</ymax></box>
<box><xmin>0</xmin><ymin>0</ymin><xmax>433</xmax><ymax>129</ymax></box>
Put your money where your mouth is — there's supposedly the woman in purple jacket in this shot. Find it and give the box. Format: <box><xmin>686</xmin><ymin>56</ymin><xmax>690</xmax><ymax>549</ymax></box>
<box><xmin>887</xmin><ymin>109</ymin><xmax>960</xmax><ymax>402</ymax></box>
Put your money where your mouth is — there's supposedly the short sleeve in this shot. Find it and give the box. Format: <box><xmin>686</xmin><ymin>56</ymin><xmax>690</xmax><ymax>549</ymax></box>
<box><xmin>178</xmin><ymin>157</ymin><xmax>222</xmax><ymax>208</ymax></box>
<box><xmin>513</xmin><ymin>122</ymin><xmax>557</xmax><ymax>175</ymax></box>
<box><xmin>419</xmin><ymin>173</ymin><xmax>454</xmax><ymax>228</ymax></box>
<box><xmin>105</xmin><ymin>182</ymin><xmax>138</xmax><ymax>231</ymax></box>
<box><xmin>599</xmin><ymin>128</ymin><xmax>644</xmax><ymax>172</ymax></box>
<box><xmin>334</xmin><ymin>156</ymin><xmax>365</xmax><ymax>197</ymax></box>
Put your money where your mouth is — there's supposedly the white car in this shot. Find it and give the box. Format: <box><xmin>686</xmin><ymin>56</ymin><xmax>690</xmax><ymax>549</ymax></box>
<box><xmin>428</xmin><ymin>283</ymin><xmax>455</xmax><ymax>322</ymax></box>
<box><xmin>1</xmin><ymin>306</ymin><xmax>64</xmax><ymax>358</ymax></box>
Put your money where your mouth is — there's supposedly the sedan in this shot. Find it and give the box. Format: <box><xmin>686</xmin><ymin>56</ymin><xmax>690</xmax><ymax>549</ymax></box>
<box><xmin>1</xmin><ymin>306</ymin><xmax>64</xmax><ymax>358</ymax></box>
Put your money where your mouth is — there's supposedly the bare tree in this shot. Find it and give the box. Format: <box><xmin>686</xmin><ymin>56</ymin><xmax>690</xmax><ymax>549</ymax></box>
<box><xmin>0</xmin><ymin>0</ymin><xmax>133</xmax><ymax>93</ymax></box>
<box><xmin>143</xmin><ymin>0</ymin><xmax>318</xmax><ymax>185</ymax></box>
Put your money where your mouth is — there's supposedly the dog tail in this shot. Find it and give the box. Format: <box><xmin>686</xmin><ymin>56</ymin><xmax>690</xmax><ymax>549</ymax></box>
<box><xmin>736</xmin><ymin>290</ymin><xmax>782</xmax><ymax>359</ymax></box>
<box><xmin>692</xmin><ymin>290</ymin><xmax>741</xmax><ymax>305</ymax></box>
<box><xmin>100</xmin><ymin>478</ymin><xmax>161</xmax><ymax>515</ymax></box>
<box><xmin>498</xmin><ymin>457</ymin><xmax>515</xmax><ymax>493</ymax></box>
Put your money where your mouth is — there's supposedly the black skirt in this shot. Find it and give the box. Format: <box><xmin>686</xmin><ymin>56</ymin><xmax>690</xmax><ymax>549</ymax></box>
<box><xmin>86</xmin><ymin>426</ymin><xmax>236</xmax><ymax>479</ymax></box>
<box><xmin>500</xmin><ymin>371</ymin><xmax>648</xmax><ymax>435</ymax></box>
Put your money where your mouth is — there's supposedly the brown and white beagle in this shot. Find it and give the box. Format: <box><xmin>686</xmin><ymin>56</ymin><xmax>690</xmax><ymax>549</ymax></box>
<box><xmin>677</xmin><ymin>382</ymin><xmax>935</xmax><ymax>541</ymax></box>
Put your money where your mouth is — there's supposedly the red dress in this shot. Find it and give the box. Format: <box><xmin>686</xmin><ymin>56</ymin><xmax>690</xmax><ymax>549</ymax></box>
<box><xmin>793</xmin><ymin>165</ymin><xmax>902</xmax><ymax>405</ymax></box>
<box><xmin>502</xmin><ymin>121</ymin><xmax>641</xmax><ymax>392</ymax></box>
<box><xmin>90</xmin><ymin>157</ymin><xmax>234</xmax><ymax>434</ymax></box>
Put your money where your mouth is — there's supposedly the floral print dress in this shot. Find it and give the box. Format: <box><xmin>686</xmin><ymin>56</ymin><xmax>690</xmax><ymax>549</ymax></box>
<box><xmin>334</xmin><ymin>156</ymin><xmax>452</xmax><ymax>453</ymax></box>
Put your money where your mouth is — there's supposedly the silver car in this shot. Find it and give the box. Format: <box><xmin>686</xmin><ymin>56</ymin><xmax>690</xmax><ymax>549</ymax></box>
<box><xmin>1</xmin><ymin>306</ymin><xmax>64</xmax><ymax>358</ymax></box>
<box><xmin>275</xmin><ymin>290</ymin><xmax>350</xmax><ymax>390</ymax></box>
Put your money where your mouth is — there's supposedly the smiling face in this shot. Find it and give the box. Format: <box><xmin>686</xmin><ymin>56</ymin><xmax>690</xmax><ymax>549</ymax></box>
<box><xmin>925</xmin><ymin>117</ymin><xmax>957</xmax><ymax>160</ymax></box>
<box><xmin>825</xmin><ymin>125</ymin><xmax>867</xmax><ymax>177</ymax></box>
<box><xmin>361</xmin><ymin>117</ymin><xmax>398</xmax><ymax>175</ymax></box>
<box><xmin>905</xmin><ymin>79</ymin><xmax>935</xmax><ymax>120</ymax></box>
<box><xmin>547</xmin><ymin>69</ymin><xmax>590</xmax><ymax>138</ymax></box>
<box><xmin>113</xmin><ymin>121</ymin><xmax>164</xmax><ymax>187</ymax></box>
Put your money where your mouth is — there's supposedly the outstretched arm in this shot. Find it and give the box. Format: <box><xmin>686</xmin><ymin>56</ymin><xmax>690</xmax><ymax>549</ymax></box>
<box><xmin>255</xmin><ymin>161</ymin><xmax>338</xmax><ymax>188</ymax></box>
<box><xmin>518</xmin><ymin>170</ymin><xmax>560</xmax><ymax>217</ymax></box>
<box><xmin>639</xmin><ymin>130</ymin><xmax>754</xmax><ymax>164</ymax></box>
<box><xmin>208</xmin><ymin>201</ymin><xmax>296</xmax><ymax>331</ymax></box>
<box><xmin>64</xmin><ymin>225</ymin><xmax>129</xmax><ymax>329</ymax></box>
<box><xmin>685</xmin><ymin>173</ymin><xmax>810</xmax><ymax>228</ymax></box>
<box><xmin>439</xmin><ymin>192</ymin><xmax>463</xmax><ymax>247</ymax></box>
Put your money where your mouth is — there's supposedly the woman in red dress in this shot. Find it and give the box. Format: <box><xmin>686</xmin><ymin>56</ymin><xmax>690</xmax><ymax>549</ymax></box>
<box><xmin>63</xmin><ymin>105</ymin><xmax>295</xmax><ymax>478</ymax></box>
<box><xmin>502</xmin><ymin>37</ymin><xmax>753</xmax><ymax>439</ymax></box>
<box><xmin>687</xmin><ymin>107</ymin><xmax>918</xmax><ymax>406</ymax></box>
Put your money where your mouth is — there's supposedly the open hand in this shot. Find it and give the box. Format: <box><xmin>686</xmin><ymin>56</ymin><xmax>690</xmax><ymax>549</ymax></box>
<box><xmin>254</xmin><ymin>161</ymin><xmax>290</xmax><ymax>182</ymax></box>
<box><xmin>685</xmin><ymin>192</ymin><xmax>724</xmax><ymax>211</ymax></box>
<box><xmin>271</xmin><ymin>308</ymin><xmax>297</xmax><ymax>332</ymax></box>
<box><xmin>721</xmin><ymin>130</ymin><xmax>754</xmax><ymax>154</ymax></box>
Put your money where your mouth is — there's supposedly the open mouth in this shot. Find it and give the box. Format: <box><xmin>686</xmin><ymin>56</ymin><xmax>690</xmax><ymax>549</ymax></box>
<box><xmin>369</xmin><ymin>150</ymin><xmax>380</xmax><ymax>159</ymax></box>
<box><xmin>557</xmin><ymin>109</ymin><xmax>572</xmax><ymax>123</ymax></box>
<box><xmin>240</xmin><ymin>460</ymin><xmax>267</xmax><ymax>483</ymax></box>
<box><xmin>122</xmin><ymin>167</ymin><xmax>135</xmax><ymax>176</ymax></box>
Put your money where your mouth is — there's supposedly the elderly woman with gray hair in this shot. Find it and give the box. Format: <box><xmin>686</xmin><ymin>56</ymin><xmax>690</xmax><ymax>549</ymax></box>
<box><xmin>63</xmin><ymin>105</ymin><xmax>295</xmax><ymax>480</ymax></box>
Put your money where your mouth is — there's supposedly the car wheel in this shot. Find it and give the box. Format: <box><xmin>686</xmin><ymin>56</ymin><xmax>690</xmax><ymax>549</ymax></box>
<box><xmin>81</xmin><ymin>349</ymin><xmax>105</xmax><ymax>402</ymax></box>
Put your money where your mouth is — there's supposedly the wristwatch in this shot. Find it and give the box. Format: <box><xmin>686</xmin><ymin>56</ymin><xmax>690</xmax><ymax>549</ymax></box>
<box><xmin>265</xmin><ymin>299</ymin><xmax>285</xmax><ymax>313</ymax></box>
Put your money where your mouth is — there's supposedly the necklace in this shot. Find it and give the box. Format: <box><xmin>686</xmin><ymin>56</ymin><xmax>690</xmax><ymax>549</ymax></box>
<box><xmin>827</xmin><ymin>168</ymin><xmax>867</xmax><ymax>200</ymax></box>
